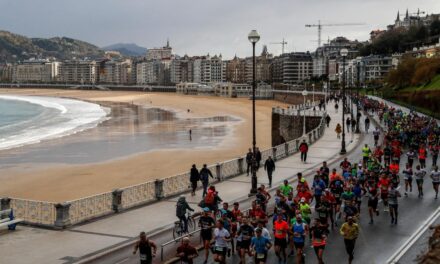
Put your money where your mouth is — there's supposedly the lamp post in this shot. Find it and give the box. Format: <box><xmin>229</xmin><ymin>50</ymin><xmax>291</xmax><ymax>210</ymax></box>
<box><xmin>302</xmin><ymin>89</ymin><xmax>308</xmax><ymax>135</ymax></box>
<box><xmin>248</xmin><ymin>29</ymin><xmax>260</xmax><ymax>195</ymax></box>
<box><xmin>355</xmin><ymin>61</ymin><xmax>361</xmax><ymax>133</ymax></box>
<box><xmin>340</xmin><ymin>48</ymin><xmax>348</xmax><ymax>155</ymax></box>
<box><xmin>312</xmin><ymin>83</ymin><xmax>315</xmax><ymax>104</ymax></box>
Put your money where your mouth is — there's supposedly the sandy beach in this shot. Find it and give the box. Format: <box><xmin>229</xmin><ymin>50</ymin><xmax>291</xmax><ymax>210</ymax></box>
<box><xmin>0</xmin><ymin>89</ymin><xmax>288</xmax><ymax>202</ymax></box>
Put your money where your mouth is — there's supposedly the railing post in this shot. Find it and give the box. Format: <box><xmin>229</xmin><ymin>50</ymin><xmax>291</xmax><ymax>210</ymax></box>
<box><xmin>0</xmin><ymin>197</ymin><xmax>11</xmax><ymax>211</ymax></box>
<box><xmin>155</xmin><ymin>179</ymin><xmax>164</xmax><ymax>200</ymax></box>
<box><xmin>296</xmin><ymin>139</ymin><xmax>300</xmax><ymax>151</ymax></box>
<box><xmin>112</xmin><ymin>189</ymin><xmax>123</xmax><ymax>213</ymax></box>
<box><xmin>284</xmin><ymin>143</ymin><xmax>289</xmax><ymax>156</ymax></box>
<box><xmin>313</xmin><ymin>130</ymin><xmax>317</xmax><ymax>141</ymax></box>
<box><xmin>238</xmin><ymin>158</ymin><xmax>244</xmax><ymax>174</ymax></box>
<box><xmin>216</xmin><ymin>164</ymin><xmax>222</xmax><ymax>181</ymax></box>
<box><xmin>308</xmin><ymin>133</ymin><xmax>313</xmax><ymax>144</ymax></box>
<box><xmin>54</xmin><ymin>202</ymin><xmax>71</xmax><ymax>229</ymax></box>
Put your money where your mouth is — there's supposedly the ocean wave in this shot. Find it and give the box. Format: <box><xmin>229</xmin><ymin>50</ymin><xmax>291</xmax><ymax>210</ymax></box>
<box><xmin>0</xmin><ymin>95</ymin><xmax>109</xmax><ymax>150</ymax></box>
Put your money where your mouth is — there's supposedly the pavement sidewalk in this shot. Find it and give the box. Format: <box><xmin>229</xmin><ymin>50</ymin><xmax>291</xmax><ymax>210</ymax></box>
<box><xmin>0</xmin><ymin>101</ymin><xmax>361</xmax><ymax>264</ymax></box>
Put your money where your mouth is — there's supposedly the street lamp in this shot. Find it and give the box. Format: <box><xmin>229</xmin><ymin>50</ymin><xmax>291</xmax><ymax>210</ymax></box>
<box><xmin>312</xmin><ymin>83</ymin><xmax>315</xmax><ymax>103</ymax></box>
<box><xmin>355</xmin><ymin>61</ymin><xmax>361</xmax><ymax>133</ymax></box>
<box><xmin>302</xmin><ymin>89</ymin><xmax>308</xmax><ymax>135</ymax></box>
<box><xmin>248</xmin><ymin>29</ymin><xmax>260</xmax><ymax>195</ymax></box>
<box><xmin>340</xmin><ymin>48</ymin><xmax>348</xmax><ymax>155</ymax></box>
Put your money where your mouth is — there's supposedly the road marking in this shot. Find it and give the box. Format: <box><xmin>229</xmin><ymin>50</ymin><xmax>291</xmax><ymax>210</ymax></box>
<box><xmin>386</xmin><ymin>205</ymin><xmax>440</xmax><ymax>264</ymax></box>
<box><xmin>115</xmin><ymin>257</ymin><xmax>129</xmax><ymax>264</ymax></box>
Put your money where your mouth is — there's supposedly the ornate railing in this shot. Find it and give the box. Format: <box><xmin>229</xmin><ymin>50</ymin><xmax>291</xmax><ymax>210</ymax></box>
<box><xmin>9</xmin><ymin>198</ymin><xmax>56</xmax><ymax>226</ymax></box>
<box><xmin>68</xmin><ymin>192</ymin><xmax>113</xmax><ymax>225</ymax></box>
<box><xmin>2</xmin><ymin>107</ymin><xmax>327</xmax><ymax>228</ymax></box>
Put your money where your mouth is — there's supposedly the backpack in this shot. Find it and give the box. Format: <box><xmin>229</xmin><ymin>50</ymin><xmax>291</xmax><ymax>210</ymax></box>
<box><xmin>205</xmin><ymin>192</ymin><xmax>215</xmax><ymax>205</ymax></box>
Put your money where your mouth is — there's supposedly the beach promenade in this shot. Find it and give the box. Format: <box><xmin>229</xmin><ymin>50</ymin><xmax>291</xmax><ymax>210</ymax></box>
<box><xmin>0</xmin><ymin>101</ymin><xmax>360</xmax><ymax>264</ymax></box>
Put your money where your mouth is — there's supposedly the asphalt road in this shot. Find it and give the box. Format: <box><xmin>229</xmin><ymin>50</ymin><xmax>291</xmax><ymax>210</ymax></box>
<box><xmin>88</xmin><ymin>113</ymin><xmax>440</xmax><ymax>264</ymax></box>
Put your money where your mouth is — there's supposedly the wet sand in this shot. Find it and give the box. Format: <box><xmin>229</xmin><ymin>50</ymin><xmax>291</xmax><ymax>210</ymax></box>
<box><xmin>0</xmin><ymin>89</ymin><xmax>288</xmax><ymax>201</ymax></box>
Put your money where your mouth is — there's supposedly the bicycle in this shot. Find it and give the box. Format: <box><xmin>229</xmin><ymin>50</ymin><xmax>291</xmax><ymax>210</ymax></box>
<box><xmin>173</xmin><ymin>211</ymin><xmax>196</xmax><ymax>240</ymax></box>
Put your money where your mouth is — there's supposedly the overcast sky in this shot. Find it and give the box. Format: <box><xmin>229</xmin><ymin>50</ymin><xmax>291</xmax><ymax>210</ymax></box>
<box><xmin>1</xmin><ymin>0</ymin><xmax>439</xmax><ymax>59</ymax></box>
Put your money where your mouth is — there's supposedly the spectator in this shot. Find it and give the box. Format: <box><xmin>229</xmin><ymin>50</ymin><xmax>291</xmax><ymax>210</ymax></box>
<box><xmin>189</xmin><ymin>164</ymin><xmax>200</xmax><ymax>196</ymax></box>
<box><xmin>264</xmin><ymin>156</ymin><xmax>276</xmax><ymax>187</ymax></box>
<box><xmin>200</xmin><ymin>164</ymin><xmax>213</xmax><ymax>197</ymax></box>
<box><xmin>299</xmin><ymin>139</ymin><xmax>309</xmax><ymax>163</ymax></box>
<box><xmin>246</xmin><ymin>148</ymin><xmax>253</xmax><ymax>176</ymax></box>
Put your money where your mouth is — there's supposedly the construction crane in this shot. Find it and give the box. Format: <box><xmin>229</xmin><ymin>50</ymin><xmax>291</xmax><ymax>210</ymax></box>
<box><xmin>269</xmin><ymin>38</ymin><xmax>288</xmax><ymax>54</ymax></box>
<box><xmin>305</xmin><ymin>21</ymin><xmax>365</xmax><ymax>47</ymax></box>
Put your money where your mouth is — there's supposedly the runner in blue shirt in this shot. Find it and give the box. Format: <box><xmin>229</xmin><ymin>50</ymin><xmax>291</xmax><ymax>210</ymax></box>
<box><xmin>251</xmin><ymin>228</ymin><xmax>272</xmax><ymax>264</ymax></box>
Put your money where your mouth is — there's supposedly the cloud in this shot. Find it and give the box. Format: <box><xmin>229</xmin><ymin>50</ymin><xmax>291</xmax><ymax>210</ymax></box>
<box><xmin>0</xmin><ymin>0</ymin><xmax>439</xmax><ymax>59</ymax></box>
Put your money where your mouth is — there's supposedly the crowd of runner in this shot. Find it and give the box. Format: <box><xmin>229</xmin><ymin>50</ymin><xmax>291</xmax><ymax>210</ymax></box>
<box><xmin>134</xmin><ymin>96</ymin><xmax>440</xmax><ymax>264</ymax></box>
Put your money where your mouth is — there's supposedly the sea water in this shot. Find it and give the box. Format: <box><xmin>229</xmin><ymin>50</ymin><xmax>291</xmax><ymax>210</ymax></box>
<box><xmin>0</xmin><ymin>95</ymin><xmax>108</xmax><ymax>150</ymax></box>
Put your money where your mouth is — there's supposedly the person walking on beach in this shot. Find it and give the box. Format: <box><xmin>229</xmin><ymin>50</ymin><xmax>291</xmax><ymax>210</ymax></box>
<box><xmin>190</xmin><ymin>164</ymin><xmax>199</xmax><ymax>196</ymax></box>
<box><xmin>299</xmin><ymin>139</ymin><xmax>309</xmax><ymax>163</ymax></box>
<box><xmin>264</xmin><ymin>156</ymin><xmax>276</xmax><ymax>187</ymax></box>
<box><xmin>335</xmin><ymin>123</ymin><xmax>342</xmax><ymax>139</ymax></box>
<box><xmin>133</xmin><ymin>232</ymin><xmax>157</xmax><ymax>264</ymax></box>
<box><xmin>246</xmin><ymin>148</ymin><xmax>253</xmax><ymax>176</ymax></box>
<box><xmin>200</xmin><ymin>164</ymin><xmax>214</xmax><ymax>197</ymax></box>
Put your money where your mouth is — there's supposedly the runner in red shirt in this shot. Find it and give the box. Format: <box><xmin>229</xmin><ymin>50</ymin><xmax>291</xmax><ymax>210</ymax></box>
<box><xmin>273</xmin><ymin>211</ymin><xmax>289</xmax><ymax>263</ymax></box>
<box><xmin>378</xmin><ymin>174</ymin><xmax>391</xmax><ymax>212</ymax></box>
<box><xmin>296</xmin><ymin>186</ymin><xmax>313</xmax><ymax>204</ymax></box>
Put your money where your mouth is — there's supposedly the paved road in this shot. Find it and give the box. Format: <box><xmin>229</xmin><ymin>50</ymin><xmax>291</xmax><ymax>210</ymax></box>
<box><xmin>90</xmin><ymin>104</ymin><xmax>440</xmax><ymax>264</ymax></box>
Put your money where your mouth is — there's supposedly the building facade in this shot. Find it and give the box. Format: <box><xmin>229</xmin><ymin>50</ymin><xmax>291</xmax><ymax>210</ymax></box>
<box><xmin>272</xmin><ymin>52</ymin><xmax>313</xmax><ymax>84</ymax></box>
<box><xmin>59</xmin><ymin>60</ymin><xmax>99</xmax><ymax>84</ymax></box>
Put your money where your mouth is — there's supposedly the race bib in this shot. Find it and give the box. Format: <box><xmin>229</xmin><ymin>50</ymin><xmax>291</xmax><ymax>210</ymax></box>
<box><xmin>257</xmin><ymin>253</ymin><xmax>265</xmax><ymax>259</ymax></box>
<box><xmin>140</xmin><ymin>254</ymin><xmax>147</xmax><ymax>261</ymax></box>
<box><xmin>216</xmin><ymin>247</ymin><xmax>224</xmax><ymax>252</ymax></box>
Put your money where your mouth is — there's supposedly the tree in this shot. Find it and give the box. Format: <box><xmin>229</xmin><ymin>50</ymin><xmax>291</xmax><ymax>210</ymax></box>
<box><xmin>430</xmin><ymin>20</ymin><xmax>440</xmax><ymax>36</ymax></box>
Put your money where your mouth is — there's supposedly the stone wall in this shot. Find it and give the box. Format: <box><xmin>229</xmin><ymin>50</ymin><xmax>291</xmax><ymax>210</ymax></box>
<box><xmin>273</xmin><ymin>91</ymin><xmax>324</xmax><ymax>105</ymax></box>
<box><xmin>272</xmin><ymin>112</ymin><xmax>322</xmax><ymax>146</ymax></box>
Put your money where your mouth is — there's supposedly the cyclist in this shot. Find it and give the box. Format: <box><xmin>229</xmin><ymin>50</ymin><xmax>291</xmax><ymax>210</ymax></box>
<box><xmin>430</xmin><ymin>166</ymin><xmax>440</xmax><ymax>199</ymax></box>
<box><xmin>414</xmin><ymin>165</ymin><xmax>427</xmax><ymax>198</ymax></box>
<box><xmin>176</xmin><ymin>196</ymin><xmax>194</xmax><ymax>233</ymax></box>
<box><xmin>199</xmin><ymin>208</ymin><xmax>215</xmax><ymax>264</ymax></box>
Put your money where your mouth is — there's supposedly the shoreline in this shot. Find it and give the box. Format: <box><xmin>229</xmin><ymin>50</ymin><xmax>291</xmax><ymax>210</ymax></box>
<box><xmin>0</xmin><ymin>89</ymin><xmax>288</xmax><ymax>202</ymax></box>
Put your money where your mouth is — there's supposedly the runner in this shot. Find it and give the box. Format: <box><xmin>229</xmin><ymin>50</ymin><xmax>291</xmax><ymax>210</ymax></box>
<box><xmin>406</xmin><ymin>148</ymin><xmax>417</xmax><ymax>168</ymax></box>
<box><xmin>292</xmin><ymin>214</ymin><xmax>308</xmax><ymax>264</ymax></box>
<box><xmin>237</xmin><ymin>217</ymin><xmax>254</xmax><ymax>263</ymax></box>
<box><xmin>273</xmin><ymin>211</ymin><xmax>289</xmax><ymax>264</ymax></box>
<box><xmin>402</xmin><ymin>163</ymin><xmax>413</xmax><ymax>196</ymax></box>
<box><xmin>133</xmin><ymin>232</ymin><xmax>157</xmax><ymax>264</ymax></box>
<box><xmin>362</xmin><ymin>144</ymin><xmax>372</xmax><ymax>166</ymax></box>
<box><xmin>340</xmin><ymin>216</ymin><xmax>359</xmax><ymax>264</ymax></box>
<box><xmin>373</xmin><ymin>127</ymin><xmax>380</xmax><ymax>146</ymax></box>
<box><xmin>199</xmin><ymin>208</ymin><xmax>215</xmax><ymax>264</ymax></box>
<box><xmin>419</xmin><ymin>144</ymin><xmax>427</xmax><ymax>169</ymax></box>
<box><xmin>213</xmin><ymin>220</ymin><xmax>231</xmax><ymax>264</ymax></box>
<box><xmin>388</xmin><ymin>184</ymin><xmax>401</xmax><ymax>225</ymax></box>
<box><xmin>310</xmin><ymin>218</ymin><xmax>328</xmax><ymax>264</ymax></box>
<box><xmin>366</xmin><ymin>179</ymin><xmax>380</xmax><ymax>224</ymax></box>
<box><xmin>430</xmin><ymin>166</ymin><xmax>440</xmax><ymax>199</ymax></box>
<box><xmin>414</xmin><ymin>165</ymin><xmax>427</xmax><ymax>198</ymax></box>
<box><xmin>251</xmin><ymin>228</ymin><xmax>272</xmax><ymax>264</ymax></box>
<box><xmin>176</xmin><ymin>237</ymin><xmax>198</xmax><ymax>264</ymax></box>
<box><xmin>378</xmin><ymin>174</ymin><xmax>391</xmax><ymax>212</ymax></box>
<box><xmin>279</xmin><ymin>180</ymin><xmax>293</xmax><ymax>196</ymax></box>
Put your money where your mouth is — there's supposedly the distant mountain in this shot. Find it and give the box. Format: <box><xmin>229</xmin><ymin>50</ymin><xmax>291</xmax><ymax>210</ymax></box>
<box><xmin>103</xmin><ymin>43</ymin><xmax>147</xmax><ymax>56</ymax></box>
<box><xmin>0</xmin><ymin>30</ymin><xmax>104</xmax><ymax>62</ymax></box>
